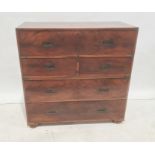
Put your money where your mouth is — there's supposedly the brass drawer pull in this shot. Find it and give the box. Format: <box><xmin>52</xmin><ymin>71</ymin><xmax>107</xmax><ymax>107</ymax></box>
<box><xmin>42</xmin><ymin>42</ymin><xmax>54</xmax><ymax>48</ymax></box>
<box><xmin>46</xmin><ymin>110</ymin><xmax>57</xmax><ymax>115</ymax></box>
<box><xmin>45</xmin><ymin>88</ymin><xmax>57</xmax><ymax>93</ymax></box>
<box><xmin>98</xmin><ymin>87</ymin><xmax>109</xmax><ymax>92</ymax></box>
<box><xmin>44</xmin><ymin>63</ymin><xmax>55</xmax><ymax>70</ymax></box>
<box><xmin>102</xmin><ymin>39</ymin><xmax>115</xmax><ymax>48</ymax></box>
<box><xmin>97</xmin><ymin>108</ymin><xmax>107</xmax><ymax>113</ymax></box>
<box><xmin>100</xmin><ymin>64</ymin><xmax>111</xmax><ymax>70</ymax></box>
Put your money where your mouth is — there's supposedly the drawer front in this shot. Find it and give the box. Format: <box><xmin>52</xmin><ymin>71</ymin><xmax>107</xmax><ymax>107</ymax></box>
<box><xmin>78</xmin><ymin>30</ymin><xmax>137</xmax><ymax>56</ymax></box>
<box><xmin>27</xmin><ymin>100</ymin><xmax>126</xmax><ymax>124</ymax></box>
<box><xmin>76</xmin><ymin>78</ymin><xmax>129</xmax><ymax>100</ymax></box>
<box><xmin>17</xmin><ymin>30</ymin><xmax>79</xmax><ymax>57</ymax></box>
<box><xmin>24</xmin><ymin>78</ymin><xmax>129</xmax><ymax>102</ymax></box>
<box><xmin>79</xmin><ymin>57</ymin><xmax>132</xmax><ymax>76</ymax></box>
<box><xmin>17</xmin><ymin>30</ymin><xmax>138</xmax><ymax>57</ymax></box>
<box><xmin>21</xmin><ymin>58</ymin><xmax>77</xmax><ymax>77</ymax></box>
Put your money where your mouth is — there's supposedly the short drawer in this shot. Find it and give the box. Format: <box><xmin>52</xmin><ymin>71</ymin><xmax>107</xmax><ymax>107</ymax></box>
<box><xmin>78</xmin><ymin>30</ymin><xmax>137</xmax><ymax>56</ymax></box>
<box><xmin>24</xmin><ymin>78</ymin><xmax>129</xmax><ymax>102</ymax></box>
<box><xmin>17</xmin><ymin>30</ymin><xmax>78</xmax><ymax>57</ymax></box>
<box><xmin>79</xmin><ymin>57</ymin><xmax>132</xmax><ymax>76</ymax></box>
<box><xmin>27</xmin><ymin>100</ymin><xmax>126</xmax><ymax>124</ymax></box>
<box><xmin>21</xmin><ymin>58</ymin><xmax>77</xmax><ymax>77</ymax></box>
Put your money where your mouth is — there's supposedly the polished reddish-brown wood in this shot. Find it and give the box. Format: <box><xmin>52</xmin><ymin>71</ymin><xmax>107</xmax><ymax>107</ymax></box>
<box><xmin>79</xmin><ymin>57</ymin><xmax>132</xmax><ymax>76</ymax></box>
<box><xmin>78</xmin><ymin>30</ymin><xmax>137</xmax><ymax>56</ymax></box>
<box><xmin>17</xmin><ymin>29</ymin><xmax>137</xmax><ymax>57</ymax></box>
<box><xmin>27</xmin><ymin>100</ymin><xmax>126</xmax><ymax>125</ymax></box>
<box><xmin>24</xmin><ymin>78</ymin><xmax>129</xmax><ymax>102</ymax></box>
<box><xmin>16</xmin><ymin>22</ymin><xmax>138</xmax><ymax>127</ymax></box>
<box><xmin>21</xmin><ymin>58</ymin><xmax>77</xmax><ymax>77</ymax></box>
<box><xmin>17</xmin><ymin>30</ymin><xmax>78</xmax><ymax>57</ymax></box>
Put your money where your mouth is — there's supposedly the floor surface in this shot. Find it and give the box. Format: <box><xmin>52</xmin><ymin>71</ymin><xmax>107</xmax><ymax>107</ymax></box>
<box><xmin>0</xmin><ymin>99</ymin><xmax>155</xmax><ymax>141</ymax></box>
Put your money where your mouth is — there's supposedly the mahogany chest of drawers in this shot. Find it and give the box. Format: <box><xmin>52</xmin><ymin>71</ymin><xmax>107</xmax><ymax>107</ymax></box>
<box><xmin>16</xmin><ymin>22</ymin><xmax>138</xmax><ymax>127</ymax></box>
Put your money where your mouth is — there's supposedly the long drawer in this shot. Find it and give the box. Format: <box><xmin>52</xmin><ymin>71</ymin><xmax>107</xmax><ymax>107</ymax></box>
<box><xmin>17</xmin><ymin>30</ymin><xmax>137</xmax><ymax>57</ymax></box>
<box><xmin>24</xmin><ymin>78</ymin><xmax>129</xmax><ymax>102</ymax></box>
<box><xmin>27</xmin><ymin>100</ymin><xmax>126</xmax><ymax>124</ymax></box>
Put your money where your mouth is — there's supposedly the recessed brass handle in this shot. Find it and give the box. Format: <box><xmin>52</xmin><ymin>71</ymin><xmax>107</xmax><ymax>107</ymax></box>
<box><xmin>102</xmin><ymin>39</ymin><xmax>115</xmax><ymax>48</ymax></box>
<box><xmin>45</xmin><ymin>88</ymin><xmax>57</xmax><ymax>93</ymax></box>
<box><xmin>98</xmin><ymin>87</ymin><xmax>109</xmax><ymax>92</ymax></box>
<box><xmin>46</xmin><ymin>110</ymin><xmax>57</xmax><ymax>115</ymax></box>
<box><xmin>44</xmin><ymin>63</ymin><xmax>55</xmax><ymax>70</ymax></box>
<box><xmin>42</xmin><ymin>42</ymin><xmax>54</xmax><ymax>48</ymax></box>
<box><xmin>100</xmin><ymin>64</ymin><xmax>111</xmax><ymax>70</ymax></box>
<box><xmin>97</xmin><ymin>108</ymin><xmax>107</xmax><ymax>113</ymax></box>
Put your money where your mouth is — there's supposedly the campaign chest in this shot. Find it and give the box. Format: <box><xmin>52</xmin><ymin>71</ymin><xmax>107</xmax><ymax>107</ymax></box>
<box><xmin>16</xmin><ymin>22</ymin><xmax>138</xmax><ymax>127</ymax></box>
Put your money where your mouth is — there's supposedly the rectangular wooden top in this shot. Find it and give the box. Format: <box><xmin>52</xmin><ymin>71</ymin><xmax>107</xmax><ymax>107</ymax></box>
<box><xmin>17</xmin><ymin>22</ymin><xmax>138</xmax><ymax>30</ymax></box>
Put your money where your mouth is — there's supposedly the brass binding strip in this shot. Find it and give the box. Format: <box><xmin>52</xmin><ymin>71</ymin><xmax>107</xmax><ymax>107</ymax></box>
<box><xmin>76</xmin><ymin>56</ymin><xmax>80</xmax><ymax>76</ymax></box>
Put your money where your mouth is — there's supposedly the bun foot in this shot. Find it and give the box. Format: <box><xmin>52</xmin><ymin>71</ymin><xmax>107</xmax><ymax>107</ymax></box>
<box><xmin>112</xmin><ymin>119</ymin><xmax>124</xmax><ymax>123</ymax></box>
<box><xmin>28</xmin><ymin>122</ymin><xmax>38</xmax><ymax>128</ymax></box>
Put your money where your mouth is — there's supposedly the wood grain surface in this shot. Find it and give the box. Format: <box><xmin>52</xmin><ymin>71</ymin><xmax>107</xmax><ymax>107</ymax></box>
<box><xmin>16</xmin><ymin>22</ymin><xmax>138</xmax><ymax>127</ymax></box>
